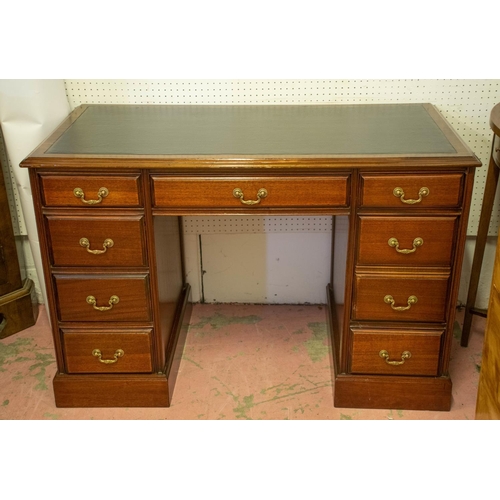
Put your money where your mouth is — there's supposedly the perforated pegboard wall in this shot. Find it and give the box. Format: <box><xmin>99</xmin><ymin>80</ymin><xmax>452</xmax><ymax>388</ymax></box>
<box><xmin>64</xmin><ymin>79</ymin><xmax>500</xmax><ymax>235</ymax></box>
<box><xmin>182</xmin><ymin>216</ymin><xmax>335</xmax><ymax>234</ymax></box>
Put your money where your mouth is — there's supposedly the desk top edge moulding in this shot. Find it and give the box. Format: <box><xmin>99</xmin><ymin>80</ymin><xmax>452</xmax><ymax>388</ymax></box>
<box><xmin>20</xmin><ymin>103</ymin><xmax>481</xmax><ymax>410</ymax></box>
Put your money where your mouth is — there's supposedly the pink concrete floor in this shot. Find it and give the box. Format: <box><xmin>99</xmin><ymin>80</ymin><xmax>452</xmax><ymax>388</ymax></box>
<box><xmin>0</xmin><ymin>303</ymin><xmax>485</xmax><ymax>420</ymax></box>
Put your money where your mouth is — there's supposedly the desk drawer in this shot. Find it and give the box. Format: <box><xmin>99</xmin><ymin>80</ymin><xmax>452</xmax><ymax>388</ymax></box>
<box><xmin>46</xmin><ymin>215</ymin><xmax>147</xmax><ymax>267</ymax></box>
<box><xmin>152</xmin><ymin>175</ymin><xmax>349</xmax><ymax>209</ymax></box>
<box><xmin>62</xmin><ymin>328</ymin><xmax>153</xmax><ymax>374</ymax></box>
<box><xmin>350</xmin><ymin>327</ymin><xmax>442</xmax><ymax>376</ymax></box>
<box><xmin>54</xmin><ymin>274</ymin><xmax>151</xmax><ymax>322</ymax></box>
<box><xmin>40</xmin><ymin>174</ymin><xmax>142</xmax><ymax>207</ymax></box>
<box><xmin>353</xmin><ymin>272</ymin><xmax>449</xmax><ymax>322</ymax></box>
<box><xmin>360</xmin><ymin>173</ymin><xmax>464</xmax><ymax>208</ymax></box>
<box><xmin>357</xmin><ymin>216</ymin><xmax>457</xmax><ymax>266</ymax></box>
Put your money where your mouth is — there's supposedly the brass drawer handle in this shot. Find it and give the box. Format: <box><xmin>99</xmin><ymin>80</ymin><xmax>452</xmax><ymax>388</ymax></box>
<box><xmin>73</xmin><ymin>187</ymin><xmax>109</xmax><ymax>205</ymax></box>
<box><xmin>79</xmin><ymin>237</ymin><xmax>114</xmax><ymax>254</ymax></box>
<box><xmin>384</xmin><ymin>294</ymin><xmax>417</xmax><ymax>311</ymax></box>
<box><xmin>92</xmin><ymin>348</ymin><xmax>124</xmax><ymax>364</ymax></box>
<box><xmin>393</xmin><ymin>186</ymin><xmax>429</xmax><ymax>204</ymax></box>
<box><xmin>86</xmin><ymin>295</ymin><xmax>120</xmax><ymax>311</ymax></box>
<box><xmin>388</xmin><ymin>237</ymin><xmax>423</xmax><ymax>254</ymax></box>
<box><xmin>379</xmin><ymin>350</ymin><xmax>411</xmax><ymax>366</ymax></box>
<box><xmin>233</xmin><ymin>187</ymin><xmax>268</xmax><ymax>205</ymax></box>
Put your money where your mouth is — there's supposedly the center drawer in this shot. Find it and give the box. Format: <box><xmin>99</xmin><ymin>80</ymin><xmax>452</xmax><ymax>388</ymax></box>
<box><xmin>353</xmin><ymin>271</ymin><xmax>449</xmax><ymax>322</ymax></box>
<box><xmin>151</xmin><ymin>175</ymin><xmax>350</xmax><ymax>209</ymax></box>
<box><xmin>46</xmin><ymin>215</ymin><xmax>147</xmax><ymax>267</ymax></box>
<box><xmin>53</xmin><ymin>274</ymin><xmax>151</xmax><ymax>322</ymax></box>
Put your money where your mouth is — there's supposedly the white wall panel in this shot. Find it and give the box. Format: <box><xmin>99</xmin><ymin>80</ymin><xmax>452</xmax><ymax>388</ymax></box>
<box><xmin>200</xmin><ymin>232</ymin><xmax>334</xmax><ymax>304</ymax></box>
<box><xmin>182</xmin><ymin>217</ymin><xmax>348</xmax><ymax>304</ymax></box>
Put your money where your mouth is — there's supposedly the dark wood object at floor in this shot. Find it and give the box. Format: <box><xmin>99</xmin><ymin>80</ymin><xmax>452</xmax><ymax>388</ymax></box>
<box><xmin>461</xmin><ymin>103</ymin><xmax>500</xmax><ymax>347</ymax></box>
<box><xmin>475</xmin><ymin>226</ymin><xmax>500</xmax><ymax>419</ymax></box>
<box><xmin>0</xmin><ymin>144</ymin><xmax>38</xmax><ymax>339</ymax></box>
<box><xmin>20</xmin><ymin>103</ymin><xmax>481</xmax><ymax>410</ymax></box>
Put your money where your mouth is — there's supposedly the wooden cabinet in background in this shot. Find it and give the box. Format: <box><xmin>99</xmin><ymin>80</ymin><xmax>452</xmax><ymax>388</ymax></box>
<box><xmin>0</xmin><ymin>149</ymin><xmax>38</xmax><ymax>339</ymax></box>
<box><xmin>475</xmin><ymin>227</ymin><xmax>500</xmax><ymax>419</ymax></box>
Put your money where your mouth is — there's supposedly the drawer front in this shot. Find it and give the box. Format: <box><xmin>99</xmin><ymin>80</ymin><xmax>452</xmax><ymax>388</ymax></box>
<box><xmin>357</xmin><ymin>216</ymin><xmax>457</xmax><ymax>266</ymax></box>
<box><xmin>360</xmin><ymin>173</ymin><xmax>464</xmax><ymax>208</ymax></box>
<box><xmin>350</xmin><ymin>328</ymin><xmax>443</xmax><ymax>376</ymax></box>
<box><xmin>40</xmin><ymin>174</ymin><xmax>142</xmax><ymax>207</ymax></box>
<box><xmin>152</xmin><ymin>175</ymin><xmax>350</xmax><ymax>209</ymax></box>
<box><xmin>353</xmin><ymin>272</ymin><xmax>449</xmax><ymax>322</ymax></box>
<box><xmin>62</xmin><ymin>328</ymin><xmax>153</xmax><ymax>374</ymax></box>
<box><xmin>54</xmin><ymin>274</ymin><xmax>151</xmax><ymax>322</ymax></box>
<box><xmin>46</xmin><ymin>215</ymin><xmax>147</xmax><ymax>267</ymax></box>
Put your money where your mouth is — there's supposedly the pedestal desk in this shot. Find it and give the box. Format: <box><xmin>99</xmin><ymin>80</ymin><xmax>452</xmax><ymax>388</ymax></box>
<box><xmin>20</xmin><ymin>103</ymin><xmax>481</xmax><ymax>410</ymax></box>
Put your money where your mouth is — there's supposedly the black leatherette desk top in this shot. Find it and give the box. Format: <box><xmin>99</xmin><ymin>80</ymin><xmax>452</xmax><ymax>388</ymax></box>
<box><xmin>46</xmin><ymin>103</ymin><xmax>456</xmax><ymax>156</ymax></box>
<box><xmin>21</xmin><ymin>103</ymin><xmax>482</xmax><ymax>170</ymax></box>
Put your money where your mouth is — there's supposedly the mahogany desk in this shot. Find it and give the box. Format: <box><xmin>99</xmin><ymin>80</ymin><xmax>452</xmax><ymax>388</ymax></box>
<box><xmin>20</xmin><ymin>104</ymin><xmax>481</xmax><ymax>410</ymax></box>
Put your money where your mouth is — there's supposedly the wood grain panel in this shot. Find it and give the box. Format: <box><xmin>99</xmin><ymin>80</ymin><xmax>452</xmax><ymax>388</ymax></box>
<box><xmin>40</xmin><ymin>174</ymin><xmax>141</xmax><ymax>207</ymax></box>
<box><xmin>475</xmin><ymin>226</ymin><xmax>500</xmax><ymax>419</ymax></box>
<box><xmin>475</xmin><ymin>284</ymin><xmax>500</xmax><ymax>419</ymax></box>
<box><xmin>334</xmin><ymin>373</ymin><xmax>452</xmax><ymax>411</ymax></box>
<box><xmin>62</xmin><ymin>328</ymin><xmax>153</xmax><ymax>373</ymax></box>
<box><xmin>351</xmin><ymin>328</ymin><xmax>443</xmax><ymax>376</ymax></box>
<box><xmin>54</xmin><ymin>274</ymin><xmax>151</xmax><ymax>322</ymax></box>
<box><xmin>353</xmin><ymin>271</ymin><xmax>449</xmax><ymax>322</ymax></box>
<box><xmin>152</xmin><ymin>175</ymin><xmax>349</xmax><ymax>209</ymax></box>
<box><xmin>46</xmin><ymin>215</ymin><xmax>147</xmax><ymax>267</ymax></box>
<box><xmin>53</xmin><ymin>372</ymin><xmax>170</xmax><ymax>407</ymax></box>
<box><xmin>360</xmin><ymin>173</ymin><xmax>464</xmax><ymax>208</ymax></box>
<box><xmin>357</xmin><ymin>216</ymin><xmax>457</xmax><ymax>266</ymax></box>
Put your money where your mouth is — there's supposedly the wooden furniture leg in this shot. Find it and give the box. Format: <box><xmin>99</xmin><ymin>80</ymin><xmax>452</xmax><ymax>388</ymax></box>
<box><xmin>461</xmin><ymin>143</ymin><xmax>499</xmax><ymax>347</ymax></box>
